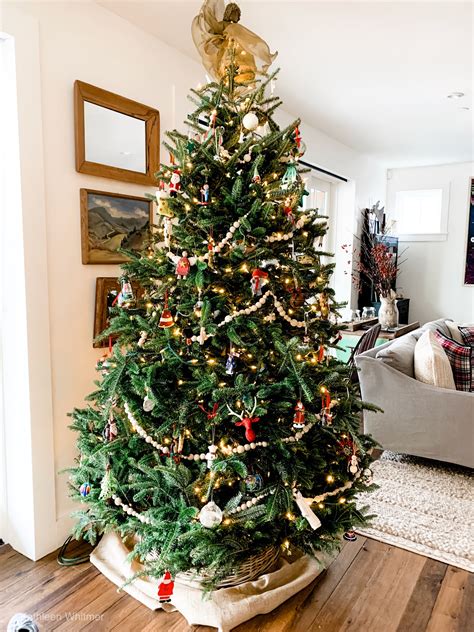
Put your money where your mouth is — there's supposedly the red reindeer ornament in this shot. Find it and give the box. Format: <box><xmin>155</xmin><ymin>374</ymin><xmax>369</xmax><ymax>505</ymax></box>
<box><xmin>227</xmin><ymin>398</ymin><xmax>260</xmax><ymax>442</ymax></box>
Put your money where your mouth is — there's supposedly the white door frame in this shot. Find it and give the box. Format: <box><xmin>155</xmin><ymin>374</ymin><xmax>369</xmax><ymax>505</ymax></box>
<box><xmin>0</xmin><ymin>11</ymin><xmax>58</xmax><ymax>560</ymax></box>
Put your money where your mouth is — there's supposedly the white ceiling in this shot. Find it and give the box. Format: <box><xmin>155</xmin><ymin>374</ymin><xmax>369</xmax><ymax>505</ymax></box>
<box><xmin>97</xmin><ymin>1</ymin><xmax>473</xmax><ymax>167</ymax></box>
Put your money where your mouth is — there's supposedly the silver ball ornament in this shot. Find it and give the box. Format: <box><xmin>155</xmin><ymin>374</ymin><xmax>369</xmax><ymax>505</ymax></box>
<box><xmin>199</xmin><ymin>501</ymin><xmax>223</xmax><ymax>528</ymax></box>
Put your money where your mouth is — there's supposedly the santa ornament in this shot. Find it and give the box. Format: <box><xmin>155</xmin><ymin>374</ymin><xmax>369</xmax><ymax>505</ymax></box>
<box><xmin>293</xmin><ymin>400</ymin><xmax>305</xmax><ymax>429</ymax></box>
<box><xmin>157</xmin><ymin>571</ymin><xmax>174</xmax><ymax>603</ymax></box>
<box><xmin>250</xmin><ymin>268</ymin><xmax>269</xmax><ymax>296</ymax></box>
<box><xmin>169</xmin><ymin>169</ymin><xmax>181</xmax><ymax>197</ymax></box>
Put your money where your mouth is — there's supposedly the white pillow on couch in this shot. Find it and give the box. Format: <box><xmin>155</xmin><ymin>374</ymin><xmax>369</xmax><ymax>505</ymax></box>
<box><xmin>445</xmin><ymin>320</ymin><xmax>474</xmax><ymax>344</ymax></box>
<box><xmin>414</xmin><ymin>330</ymin><xmax>456</xmax><ymax>390</ymax></box>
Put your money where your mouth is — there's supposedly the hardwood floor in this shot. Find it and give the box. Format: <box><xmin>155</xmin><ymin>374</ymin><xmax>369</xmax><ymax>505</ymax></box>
<box><xmin>0</xmin><ymin>538</ymin><xmax>471</xmax><ymax>632</ymax></box>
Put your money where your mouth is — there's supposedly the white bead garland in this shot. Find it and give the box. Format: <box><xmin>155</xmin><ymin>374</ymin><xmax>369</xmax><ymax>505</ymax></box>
<box><xmin>189</xmin><ymin>290</ymin><xmax>308</xmax><ymax>343</ymax></box>
<box><xmin>124</xmin><ymin>402</ymin><xmax>170</xmax><ymax>455</ymax></box>
<box><xmin>281</xmin><ymin>422</ymin><xmax>314</xmax><ymax>442</ymax></box>
<box><xmin>225</xmin><ymin>490</ymin><xmax>271</xmax><ymax>516</ymax></box>
<box><xmin>125</xmin><ymin>400</ymin><xmax>316</xmax><ymax>464</ymax></box>
<box><xmin>166</xmin><ymin>213</ymin><xmax>249</xmax><ymax>263</ymax></box>
<box><xmin>266</xmin><ymin>215</ymin><xmax>308</xmax><ymax>243</ymax></box>
<box><xmin>112</xmin><ymin>495</ymin><xmax>153</xmax><ymax>525</ymax></box>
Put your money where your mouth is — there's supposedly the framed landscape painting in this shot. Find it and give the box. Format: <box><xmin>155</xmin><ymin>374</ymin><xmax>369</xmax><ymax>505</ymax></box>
<box><xmin>81</xmin><ymin>189</ymin><xmax>152</xmax><ymax>264</ymax></box>
<box><xmin>465</xmin><ymin>178</ymin><xmax>474</xmax><ymax>285</ymax></box>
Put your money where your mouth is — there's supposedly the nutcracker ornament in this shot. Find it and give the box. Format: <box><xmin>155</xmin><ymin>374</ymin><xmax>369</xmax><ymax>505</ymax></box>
<box><xmin>320</xmin><ymin>386</ymin><xmax>333</xmax><ymax>426</ymax></box>
<box><xmin>293</xmin><ymin>400</ymin><xmax>305</xmax><ymax>429</ymax></box>
<box><xmin>169</xmin><ymin>169</ymin><xmax>181</xmax><ymax>197</ymax></box>
<box><xmin>103</xmin><ymin>414</ymin><xmax>118</xmax><ymax>442</ymax></box>
<box><xmin>157</xmin><ymin>571</ymin><xmax>174</xmax><ymax>603</ymax></box>
<box><xmin>206</xmin><ymin>236</ymin><xmax>215</xmax><ymax>268</ymax></box>
<box><xmin>250</xmin><ymin>268</ymin><xmax>269</xmax><ymax>296</ymax></box>
<box><xmin>225</xmin><ymin>351</ymin><xmax>237</xmax><ymax>375</ymax></box>
<box><xmin>199</xmin><ymin>183</ymin><xmax>210</xmax><ymax>205</ymax></box>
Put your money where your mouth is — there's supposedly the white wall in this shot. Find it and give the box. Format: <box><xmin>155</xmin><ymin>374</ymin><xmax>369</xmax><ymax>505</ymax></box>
<box><xmin>277</xmin><ymin>109</ymin><xmax>387</xmax><ymax>305</ymax></box>
<box><xmin>387</xmin><ymin>162</ymin><xmax>474</xmax><ymax>324</ymax></box>
<box><xmin>2</xmin><ymin>1</ymin><xmax>387</xmax><ymax>555</ymax></box>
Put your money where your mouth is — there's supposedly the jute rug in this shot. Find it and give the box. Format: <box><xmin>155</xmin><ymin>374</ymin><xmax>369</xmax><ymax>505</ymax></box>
<box><xmin>355</xmin><ymin>452</ymin><xmax>474</xmax><ymax>572</ymax></box>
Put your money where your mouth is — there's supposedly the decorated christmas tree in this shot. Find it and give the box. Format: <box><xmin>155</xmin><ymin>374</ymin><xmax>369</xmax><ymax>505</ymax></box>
<box><xmin>69</xmin><ymin>2</ymin><xmax>376</xmax><ymax>592</ymax></box>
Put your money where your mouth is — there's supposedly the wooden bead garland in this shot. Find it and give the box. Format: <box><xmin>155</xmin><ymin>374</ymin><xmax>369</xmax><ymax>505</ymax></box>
<box><xmin>112</xmin><ymin>495</ymin><xmax>153</xmax><ymax>525</ymax></box>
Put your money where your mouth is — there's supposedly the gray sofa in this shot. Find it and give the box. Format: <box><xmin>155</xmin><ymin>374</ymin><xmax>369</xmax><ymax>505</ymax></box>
<box><xmin>355</xmin><ymin>319</ymin><xmax>474</xmax><ymax>468</ymax></box>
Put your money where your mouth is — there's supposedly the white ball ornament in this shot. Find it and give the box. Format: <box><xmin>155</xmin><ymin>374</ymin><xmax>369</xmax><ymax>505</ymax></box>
<box><xmin>242</xmin><ymin>112</ymin><xmax>259</xmax><ymax>131</ymax></box>
<box><xmin>237</xmin><ymin>445</ymin><xmax>245</xmax><ymax>454</ymax></box>
<box><xmin>199</xmin><ymin>501</ymin><xmax>223</xmax><ymax>528</ymax></box>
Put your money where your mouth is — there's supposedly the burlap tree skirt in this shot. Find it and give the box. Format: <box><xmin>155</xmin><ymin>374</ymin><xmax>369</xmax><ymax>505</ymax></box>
<box><xmin>90</xmin><ymin>532</ymin><xmax>336</xmax><ymax>631</ymax></box>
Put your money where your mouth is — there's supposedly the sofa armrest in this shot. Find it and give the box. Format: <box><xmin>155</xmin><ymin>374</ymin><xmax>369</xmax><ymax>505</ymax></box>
<box><xmin>355</xmin><ymin>354</ymin><xmax>474</xmax><ymax>468</ymax></box>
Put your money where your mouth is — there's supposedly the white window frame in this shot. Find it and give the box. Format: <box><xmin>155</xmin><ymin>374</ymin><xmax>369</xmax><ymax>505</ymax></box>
<box><xmin>389</xmin><ymin>181</ymin><xmax>450</xmax><ymax>242</ymax></box>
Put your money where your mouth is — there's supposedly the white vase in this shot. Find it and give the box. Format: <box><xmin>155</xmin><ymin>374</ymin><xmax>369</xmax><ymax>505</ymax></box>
<box><xmin>378</xmin><ymin>293</ymin><xmax>399</xmax><ymax>329</ymax></box>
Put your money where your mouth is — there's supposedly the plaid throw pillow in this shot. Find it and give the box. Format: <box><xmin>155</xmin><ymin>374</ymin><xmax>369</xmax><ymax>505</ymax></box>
<box><xmin>434</xmin><ymin>330</ymin><xmax>473</xmax><ymax>392</ymax></box>
<box><xmin>459</xmin><ymin>326</ymin><xmax>474</xmax><ymax>347</ymax></box>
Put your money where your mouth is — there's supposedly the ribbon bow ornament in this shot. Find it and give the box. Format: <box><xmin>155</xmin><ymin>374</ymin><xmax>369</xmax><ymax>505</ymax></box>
<box><xmin>227</xmin><ymin>397</ymin><xmax>260</xmax><ymax>442</ymax></box>
<box><xmin>198</xmin><ymin>402</ymin><xmax>220</xmax><ymax>420</ymax></box>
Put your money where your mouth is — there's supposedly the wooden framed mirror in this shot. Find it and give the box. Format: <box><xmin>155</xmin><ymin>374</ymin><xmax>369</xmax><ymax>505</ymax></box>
<box><xmin>74</xmin><ymin>81</ymin><xmax>160</xmax><ymax>185</ymax></box>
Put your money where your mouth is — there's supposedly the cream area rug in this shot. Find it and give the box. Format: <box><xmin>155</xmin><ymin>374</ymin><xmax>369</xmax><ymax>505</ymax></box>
<box><xmin>356</xmin><ymin>452</ymin><xmax>474</xmax><ymax>572</ymax></box>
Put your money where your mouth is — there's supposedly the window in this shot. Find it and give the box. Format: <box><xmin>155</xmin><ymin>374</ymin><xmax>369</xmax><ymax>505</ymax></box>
<box><xmin>393</xmin><ymin>186</ymin><xmax>450</xmax><ymax>241</ymax></box>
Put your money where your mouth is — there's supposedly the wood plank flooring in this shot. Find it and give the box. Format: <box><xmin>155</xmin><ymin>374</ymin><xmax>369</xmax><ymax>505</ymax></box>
<box><xmin>0</xmin><ymin>538</ymin><xmax>471</xmax><ymax>631</ymax></box>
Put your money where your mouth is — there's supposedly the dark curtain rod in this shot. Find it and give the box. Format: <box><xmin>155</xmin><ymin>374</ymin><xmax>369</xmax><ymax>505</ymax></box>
<box><xmin>299</xmin><ymin>159</ymin><xmax>348</xmax><ymax>183</ymax></box>
<box><xmin>195</xmin><ymin>117</ymin><xmax>348</xmax><ymax>183</ymax></box>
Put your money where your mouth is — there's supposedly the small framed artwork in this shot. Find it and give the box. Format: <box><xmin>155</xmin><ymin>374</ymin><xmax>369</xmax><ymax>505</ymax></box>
<box><xmin>80</xmin><ymin>189</ymin><xmax>153</xmax><ymax>264</ymax></box>
<box><xmin>74</xmin><ymin>80</ymin><xmax>160</xmax><ymax>186</ymax></box>
<box><xmin>464</xmin><ymin>177</ymin><xmax>474</xmax><ymax>285</ymax></box>
<box><xmin>93</xmin><ymin>277</ymin><xmax>144</xmax><ymax>347</ymax></box>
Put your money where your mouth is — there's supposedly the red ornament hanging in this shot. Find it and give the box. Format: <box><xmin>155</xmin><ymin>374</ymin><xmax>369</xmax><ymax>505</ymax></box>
<box><xmin>293</xmin><ymin>400</ymin><xmax>305</xmax><ymax>429</ymax></box>
<box><xmin>250</xmin><ymin>268</ymin><xmax>269</xmax><ymax>296</ymax></box>
<box><xmin>289</xmin><ymin>286</ymin><xmax>304</xmax><ymax>308</ymax></box>
<box><xmin>320</xmin><ymin>386</ymin><xmax>333</xmax><ymax>426</ymax></box>
<box><xmin>159</xmin><ymin>291</ymin><xmax>174</xmax><ymax>328</ymax></box>
<box><xmin>227</xmin><ymin>398</ymin><xmax>260</xmax><ymax>442</ymax></box>
<box><xmin>283</xmin><ymin>205</ymin><xmax>295</xmax><ymax>224</ymax></box>
<box><xmin>157</xmin><ymin>570</ymin><xmax>174</xmax><ymax>603</ymax></box>
<box><xmin>169</xmin><ymin>169</ymin><xmax>181</xmax><ymax>197</ymax></box>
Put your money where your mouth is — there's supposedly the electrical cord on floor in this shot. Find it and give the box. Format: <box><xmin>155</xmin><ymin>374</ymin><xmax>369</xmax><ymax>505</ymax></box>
<box><xmin>57</xmin><ymin>534</ymin><xmax>99</xmax><ymax>566</ymax></box>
